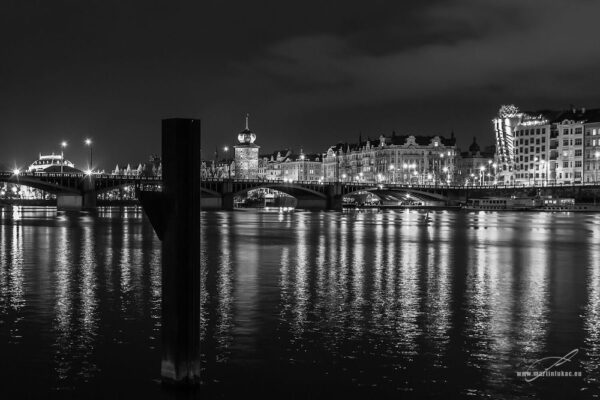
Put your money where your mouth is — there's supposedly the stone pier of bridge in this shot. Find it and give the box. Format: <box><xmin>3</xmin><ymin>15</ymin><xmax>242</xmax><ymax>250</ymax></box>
<box><xmin>56</xmin><ymin>176</ymin><xmax>97</xmax><ymax>211</ymax></box>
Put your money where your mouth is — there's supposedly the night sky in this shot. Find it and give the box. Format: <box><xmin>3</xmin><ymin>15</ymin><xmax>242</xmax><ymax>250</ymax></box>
<box><xmin>2</xmin><ymin>0</ymin><xmax>600</xmax><ymax>171</ymax></box>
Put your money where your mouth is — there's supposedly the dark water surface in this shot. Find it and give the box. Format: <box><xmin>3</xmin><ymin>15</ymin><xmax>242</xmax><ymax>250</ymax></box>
<box><xmin>1</xmin><ymin>206</ymin><xmax>600</xmax><ymax>399</ymax></box>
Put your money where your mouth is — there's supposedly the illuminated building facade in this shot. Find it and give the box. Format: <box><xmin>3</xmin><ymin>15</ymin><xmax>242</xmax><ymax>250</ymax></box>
<box><xmin>28</xmin><ymin>153</ymin><xmax>75</xmax><ymax>172</ymax></box>
<box><xmin>257</xmin><ymin>149</ymin><xmax>322</xmax><ymax>181</ymax></box>
<box><xmin>322</xmin><ymin>133</ymin><xmax>457</xmax><ymax>184</ymax></box>
<box><xmin>493</xmin><ymin>105</ymin><xmax>600</xmax><ymax>185</ymax></box>
<box><xmin>234</xmin><ymin>115</ymin><xmax>260</xmax><ymax>179</ymax></box>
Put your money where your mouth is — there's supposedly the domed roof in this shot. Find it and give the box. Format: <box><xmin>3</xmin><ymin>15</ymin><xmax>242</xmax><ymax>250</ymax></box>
<box><xmin>469</xmin><ymin>137</ymin><xmax>480</xmax><ymax>154</ymax></box>
<box><xmin>237</xmin><ymin>114</ymin><xmax>256</xmax><ymax>144</ymax></box>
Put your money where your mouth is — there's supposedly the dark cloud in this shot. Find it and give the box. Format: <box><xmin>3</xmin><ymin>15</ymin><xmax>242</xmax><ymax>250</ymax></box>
<box><xmin>0</xmin><ymin>0</ymin><xmax>598</xmax><ymax>169</ymax></box>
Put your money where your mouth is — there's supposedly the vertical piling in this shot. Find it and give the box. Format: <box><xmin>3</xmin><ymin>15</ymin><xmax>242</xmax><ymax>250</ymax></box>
<box><xmin>159</xmin><ymin>118</ymin><xmax>201</xmax><ymax>385</ymax></box>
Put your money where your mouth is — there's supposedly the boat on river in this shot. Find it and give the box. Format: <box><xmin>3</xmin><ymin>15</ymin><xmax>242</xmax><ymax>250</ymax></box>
<box><xmin>463</xmin><ymin>196</ymin><xmax>600</xmax><ymax>212</ymax></box>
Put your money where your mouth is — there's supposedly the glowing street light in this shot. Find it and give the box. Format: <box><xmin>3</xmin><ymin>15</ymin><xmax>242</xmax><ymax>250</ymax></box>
<box><xmin>223</xmin><ymin>146</ymin><xmax>231</xmax><ymax>179</ymax></box>
<box><xmin>13</xmin><ymin>168</ymin><xmax>20</xmax><ymax>176</ymax></box>
<box><xmin>60</xmin><ymin>141</ymin><xmax>68</xmax><ymax>174</ymax></box>
<box><xmin>479</xmin><ymin>165</ymin><xmax>485</xmax><ymax>186</ymax></box>
<box><xmin>85</xmin><ymin>138</ymin><xmax>93</xmax><ymax>173</ymax></box>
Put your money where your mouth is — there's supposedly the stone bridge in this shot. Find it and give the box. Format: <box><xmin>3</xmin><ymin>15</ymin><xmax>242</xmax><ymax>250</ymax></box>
<box><xmin>3</xmin><ymin>171</ymin><xmax>600</xmax><ymax>211</ymax></box>
<box><xmin>0</xmin><ymin>171</ymin><xmax>161</xmax><ymax>210</ymax></box>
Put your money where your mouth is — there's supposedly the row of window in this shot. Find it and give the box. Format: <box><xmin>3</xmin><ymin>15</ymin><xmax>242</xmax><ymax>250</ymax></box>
<box><xmin>562</xmin><ymin>127</ymin><xmax>583</xmax><ymax>135</ymax></box>
<box><xmin>515</xmin><ymin>128</ymin><xmax>547</xmax><ymax>136</ymax></box>
<box><xmin>516</xmin><ymin>146</ymin><xmax>546</xmax><ymax>155</ymax></box>
<box><xmin>562</xmin><ymin>139</ymin><xmax>583</xmax><ymax>146</ymax></box>
<box><xmin>517</xmin><ymin>155</ymin><xmax>546</xmax><ymax>162</ymax></box>
<box><xmin>518</xmin><ymin>137</ymin><xmax>546</xmax><ymax>145</ymax></box>
<box><xmin>561</xmin><ymin>161</ymin><xmax>583</xmax><ymax>168</ymax></box>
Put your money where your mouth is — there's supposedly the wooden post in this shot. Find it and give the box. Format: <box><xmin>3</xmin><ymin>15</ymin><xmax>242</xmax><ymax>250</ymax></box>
<box><xmin>161</xmin><ymin>118</ymin><xmax>201</xmax><ymax>385</ymax></box>
<box><xmin>139</xmin><ymin>118</ymin><xmax>201</xmax><ymax>386</ymax></box>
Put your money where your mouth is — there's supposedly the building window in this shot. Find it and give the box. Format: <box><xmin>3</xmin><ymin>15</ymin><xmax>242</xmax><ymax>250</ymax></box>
<box><xmin>575</xmin><ymin>150</ymin><xmax>582</xmax><ymax>157</ymax></box>
<box><xmin>575</xmin><ymin>161</ymin><xmax>582</xmax><ymax>168</ymax></box>
<box><xmin>575</xmin><ymin>139</ymin><xmax>583</xmax><ymax>146</ymax></box>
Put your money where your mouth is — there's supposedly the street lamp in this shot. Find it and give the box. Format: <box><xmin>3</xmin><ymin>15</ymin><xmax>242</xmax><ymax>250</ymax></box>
<box><xmin>389</xmin><ymin>164</ymin><xmax>395</xmax><ymax>183</ymax></box>
<box><xmin>540</xmin><ymin>159</ymin><xmax>546</xmax><ymax>186</ymax></box>
<box><xmin>223</xmin><ymin>146</ymin><xmax>231</xmax><ymax>179</ymax></box>
<box><xmin>60</xmin><ymin>141</ymin><xmax>67</xmax><ymax>174</ymax></box>
<box><xmin>443</xmin><ymin>166</ymin><xmax>449</xmax><ymax>185</ymax></box>
<box><xmin>85</xmin><ymin>138</ymin><xmax>93</xmax><ymax>173</ymax></box>
<box><xmin>595</xmin><ymin>152</ymin><xmax>600</xmax><ymax>183</ymax></box>
<box><xmin>479</xmin><ymin>165</ymin><xmax>485</xmax><ymax>186</ymax></box>
<box><xmin>533</xmin><ymin>157</ymin><xmax>539</xmax><ymax>186</ymax></box>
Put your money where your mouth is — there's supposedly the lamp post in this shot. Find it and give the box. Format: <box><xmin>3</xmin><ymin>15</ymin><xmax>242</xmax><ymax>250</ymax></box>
<box><xmin>439</xmin><ymin>153</ymin><xmax>445</xmax><ymax>186</ymax></box>
<box><xmin>492</xmin><ymin>162</ymin><xmax>497</xmax><ymax>185</ymax></box>
<box><xmin>443</xmin><ymin>166</ymin><xmax>449</xmax><ymax>185</ymax></box>
<box><xmin>479</xmin><ymin>165</ymin><xmax>485</xmax><ymax>186</ymax></box>
<box><xmin>334</xmin><ymin>154</ymin><xmax>340</xmax><ymax>183</ymax></box>
<box><xmin>60</xmin><ymin>141</ymin><xmax>67</xmax><ymax>174</ymax></box>
<box><xmin>540</xmin><ymin>159</ymin><xmax>546</xmax><ymax>186</ymax></box>
<box><xmin>223</xmin><ymin>146</ymin><xmax>231</xmax><ymax>179</ymax></box>
<box><xmin>595</xmin><ymin>152</ymin><xmax>600</xmax><ymax>183</ymax></box>
<box><xmin>389</xmin><ymin>164</ymin><xmax>395</xmax><ymax>184</ymax></box>
<box><xmin>85</xmin><ymin>138</ymin><xmax>93</xmax><ymax>173</ymax></box>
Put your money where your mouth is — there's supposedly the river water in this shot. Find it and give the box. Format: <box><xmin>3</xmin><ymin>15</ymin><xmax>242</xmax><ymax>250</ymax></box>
<box><xmin>0</xmin><ymin>207</ymin><xmax>599</xmax><ymax>399</ymax></box>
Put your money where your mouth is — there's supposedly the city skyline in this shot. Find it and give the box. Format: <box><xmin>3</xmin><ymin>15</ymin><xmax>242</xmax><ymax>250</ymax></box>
<box><xmin>3</xmin><ymin>1</ymin><xmax>600</xmax><ymax>169</ymax></box>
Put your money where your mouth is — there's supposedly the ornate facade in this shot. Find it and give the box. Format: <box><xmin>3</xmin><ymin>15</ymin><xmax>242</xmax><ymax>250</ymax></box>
<box><xmin>322</xmin><ymin>133</ymin><xmax>457</xmax><ymax>184</ymax></box>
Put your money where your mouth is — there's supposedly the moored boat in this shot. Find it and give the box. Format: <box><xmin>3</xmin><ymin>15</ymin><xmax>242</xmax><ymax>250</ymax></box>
<box><xmin>463</xmin><ymin>195</ymin><xmax>600</xmax><ymax>212</ymax></box>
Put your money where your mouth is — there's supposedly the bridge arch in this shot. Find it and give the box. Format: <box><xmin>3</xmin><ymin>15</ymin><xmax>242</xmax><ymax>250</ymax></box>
<box><xmin>230</xmin><ymin>183</ymin><xmax>328</xmax><ymax>210</ymax></box>
<box><xmin>0</xmin><ymin>175</ymin><xmax>80</xmax><ymax>194</ymax></box>
<box><xmin>232</xmin><ymin>183</ymin><xmax>327</xmax><ymax>199</ymax></box>
<box><xmin>344</xmin><ymin>187</ymin><xmax>449</xmax><ymax>205</ymax></box>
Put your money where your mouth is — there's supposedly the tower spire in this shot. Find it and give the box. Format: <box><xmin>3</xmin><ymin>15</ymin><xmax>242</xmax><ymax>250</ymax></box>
<box><xmin>245</xmin><ymin>113</ymin><xmax>249</xmax><ymax>130</ymax></box>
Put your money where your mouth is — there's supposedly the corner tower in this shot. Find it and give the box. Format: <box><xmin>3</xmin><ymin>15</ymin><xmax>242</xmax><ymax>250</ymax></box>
<box><xmin>234</xmin><ymin>114</ymin><xmax>260</xmax><ymax>179</ymax></box>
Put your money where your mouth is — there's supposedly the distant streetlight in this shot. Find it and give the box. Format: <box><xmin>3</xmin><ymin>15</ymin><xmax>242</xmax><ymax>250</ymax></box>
<box><xmin>479</xmin><ymin>165</ymin><xmax>485</xmax><ymax>186</ymax></box>
<box><xmin>595</xmin><ymin>152</ymin><xmax>600</xmax><ymax>183</ymax></box>
<box><xmin>13</xmin><ymin>168</ymin><xmax>20</xmax><ymax>176</ymax></box>
<box><xmin>60</xmin><ymin>141</ymin><xmax>67</xmax><ymax>174</ymax></box>
<box><xmin>85</xmin><ymin>138</ymin><xmax>93</xmax><ymax>173</ymax></box>
<box><xmin>223</xmin><ymin>146</ymin><xmax>231</xmax><ymax>179</ymax></box>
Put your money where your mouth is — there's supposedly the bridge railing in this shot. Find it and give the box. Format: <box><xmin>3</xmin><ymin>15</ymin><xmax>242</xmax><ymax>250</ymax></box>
<box><xmin>3</xmin><ymin>171</ymin><xmax>600</xmax><ymax>189</ymax></box>
<box><xmin>200</xmin><ymin>178</ymin><xmax>600</xmax><ymax>190</ymax></box>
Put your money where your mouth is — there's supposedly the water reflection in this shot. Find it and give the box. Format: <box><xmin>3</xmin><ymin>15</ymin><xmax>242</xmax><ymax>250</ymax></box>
<box><xmin>0</xmin><ymin>207</ymin><xmax>161</xmax><ymax>395</ymax></box>
<box><xmin>0</xmin><ymin>207</ymin><xmax>598</xmax><ymax>398</ymax></box>
<box><xmin>583</xmin><ymin>234</ymin><xmax>600</xmax><ymax>396</ymax></box>
<box><xmin>200</xmin><ymin>210</ymin><xmax>599</xmax><ymax>397</ymax></box>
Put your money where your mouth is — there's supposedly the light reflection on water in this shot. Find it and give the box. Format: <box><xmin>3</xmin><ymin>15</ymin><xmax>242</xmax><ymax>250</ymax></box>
<box><xmin>1</xmin><ymin>207</ymin><xmax>600</xmax><ymax>398</ymax></box>
<box><xmin>0</xmin><ymin>206</ymin><xmax>162</xmax><ymax>397</ymax></box>
<box><xmin>201</xmin><ymin>210</ymin><xmax>600</xmax><ymax>399</ymax></box>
